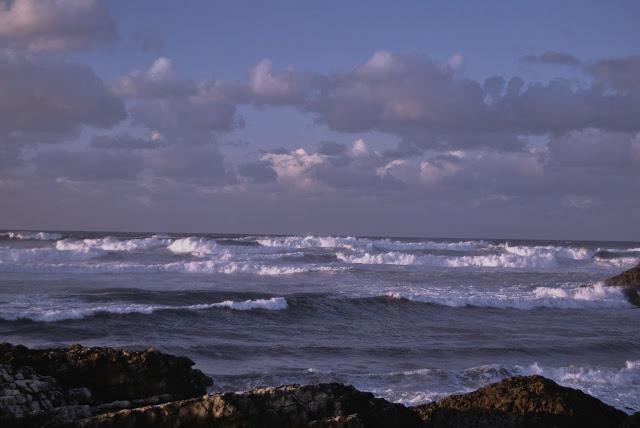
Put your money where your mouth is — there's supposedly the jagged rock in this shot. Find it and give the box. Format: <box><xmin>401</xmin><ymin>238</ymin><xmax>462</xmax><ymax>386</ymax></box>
<box><xmin>604</xmin><ymin>264</ymin><xmax>640</xmax><ymax>306</ymax></box>
<box><xmin>71</xmin><ymin>383</ymin><xmax>423</xmax><ymax>428</ymax></box>
<box><xmin>0</xmin><ymin>343</ymin><xmax>212</xmax><ymax>403</ymax></box>
<box><xmin>414</xmin><ymin>375</ymin><xmax>627</xmax><ymax>428</ymax></box>
<box><xmin>0</xmin><ymin>364</ymin><xmax>91</xmax><ymax>427</ymax></box>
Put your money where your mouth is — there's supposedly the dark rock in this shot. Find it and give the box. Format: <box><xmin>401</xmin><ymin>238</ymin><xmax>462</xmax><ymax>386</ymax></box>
<box><xmin>0</xmin><ymin>343</ymin><xmax>212</xmax><ymax>403</ymax></box>
<box><xmin>414</xmin><ymin>375</ymin><xmax>627</xmax><ymax>428</ymax></box>
<box><xmin>604</xmin><ymin>264</ymin><xmax>640</xmax><ymax>306</ymax></box>
<box><xmin>620</xmin><ymin>412</ymin><xmax>640</xmax><ymax>428</ymax></box>
<box><xmin>71</xmin><ymin>383</ymin><xmax>423</xmax><ymax>428</ymax></box>
<box><xmin>0</xmin><ymin>364</ymin><xmax>91</xmax><ymax>427</ymax></box>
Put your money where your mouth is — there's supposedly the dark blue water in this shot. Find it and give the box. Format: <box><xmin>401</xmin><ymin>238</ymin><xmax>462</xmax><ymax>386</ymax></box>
<box><xmin>0</xmin><ymin>231</ymin><xmax>638</xmax><ymax>412</ymax></box>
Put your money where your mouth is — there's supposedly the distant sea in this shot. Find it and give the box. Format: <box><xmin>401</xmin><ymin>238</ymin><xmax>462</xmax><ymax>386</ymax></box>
<box><xmin>1</xmin><ymin>230</ymin><xmax>639</xmax><ymax>413</ymax></box>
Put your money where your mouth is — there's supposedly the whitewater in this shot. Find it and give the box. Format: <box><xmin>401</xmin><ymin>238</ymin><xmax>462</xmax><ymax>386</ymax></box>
<box><xmin>0</xmin><ymin>230</ymin><xmax>638</xmax><ymax>413</ymax></box>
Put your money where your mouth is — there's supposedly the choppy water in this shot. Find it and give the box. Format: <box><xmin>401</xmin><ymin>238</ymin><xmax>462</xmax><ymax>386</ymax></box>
<box><xmin>0</xmin><ymin>230</ymin><xmax>639</xmax><ymax>412</ymax></box>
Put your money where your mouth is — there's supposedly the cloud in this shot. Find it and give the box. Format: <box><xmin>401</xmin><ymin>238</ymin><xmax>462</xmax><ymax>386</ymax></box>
<box><xmin>0</xmin><ymin>54</ymin><xmax>126</xmax><ymax>142</ymax></box>
<box><xmin>242</xmin><ymin>52</ymin><xmax>640</xmax><ymax>151</ymax></box>
<box><xmin>113</xmin><ymin>58</ymin><xmax>243</xmax><ymax>146</ymax></box>
<box><xmin>91</xmin><ymin>134</ymin><xmax>164</xmax><ymax>150</ymax></box>
<box><xmin>36</xmin><ymin>149</ymin><xmax>143</xmax><ymax>181</ymax></box>
<box><xmin>0</xmin><ymin>0</ymin><xmax>117</xmax><ymax>52</ymax></box>
<box><xmin>111</xmin><ymin>57</ymin><xmax>196</xmax><ymax>99</ymax></box>
<box><xmin>237</xmin><ymin>160</ymin><xmax>277</xmax><ymax>184</ymax></box>
<box><xmin>521</xmin><ymin>51</ymin><xmax>581</xmax><ymax>66</ymax></box>
<box><xmin>586</xmin><ymin>55</ymin><xmax>640</xmax><ymax>90</ymax></box>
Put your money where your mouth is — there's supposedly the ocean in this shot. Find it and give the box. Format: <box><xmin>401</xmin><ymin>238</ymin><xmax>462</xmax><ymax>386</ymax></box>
<box><xmin>0</xmin><ymin>231</ymin><xmax>638</xmax><ymax>413</ymax></box>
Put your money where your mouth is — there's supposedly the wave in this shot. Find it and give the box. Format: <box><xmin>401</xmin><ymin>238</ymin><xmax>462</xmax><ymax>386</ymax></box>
<box><xmin>0</xmin><ymin>259</ymin><xmax>344</xmax><ymax>275</ymax></box>
<box><xmin>257</xmin><ymin>236</ymin><xmax>487</xmax><ymax>252</ymax></box>
<box><xmin>337</xmin><ymin>250</ymin><xmax>559</xmax><ymax>269</ymax></box>
<box><xmin>56</xmin><ymin>235</ymin><xmax>172</xmax><ymax>252</ymax></box>
<box><xmin>0</xmin><ymin>297</ymin><xmax>288</xmax><ymax>322</ymax></box>
<box><xmin>1</xmin><ymin>231</ymin><xmax>62</xmax><ymax>241</ymax></box>
<box><xmin>0</xmin><ymin>246</ymin><xmax>104</xmax><ymax>264</ymax></box>
<box><xmin>501</xmin><ymin>243</ymin><xmax>593</xmax><ymax>260</ymax></box>
<box><xmin>384</xmin><ymin>283</ymin><xmax>631</xmax><ymax>309</ymax></box>
<box><xmin>167</xmin><ymin>237</ymin><xmax>221</xmax><ymax>256</ymax></box>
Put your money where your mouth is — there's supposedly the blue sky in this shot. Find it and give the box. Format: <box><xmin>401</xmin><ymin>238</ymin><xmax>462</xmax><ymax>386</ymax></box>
<box><xmin>1</xmin><ymin>0</ymin><xmax>640</xmax><ymax>239</ymax></box>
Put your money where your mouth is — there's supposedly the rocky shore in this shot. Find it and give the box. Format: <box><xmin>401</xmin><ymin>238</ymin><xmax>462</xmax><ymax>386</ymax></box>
<box><xmin>605</xmin><ymin>263</ymin><xmax>640</xmax><ymax>306</ymax></box>
<box><xmin>0</xmin><ymin>343</ymin><xmax>637</xmax><ymax>427</ymax></box>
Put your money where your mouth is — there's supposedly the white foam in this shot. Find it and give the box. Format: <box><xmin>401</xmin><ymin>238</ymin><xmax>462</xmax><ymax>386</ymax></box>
<box><xmin>2</xmin><ymin>231</ymin><xmax>62</xmax><ymax>241</ymax></box>
<box><xmin>0</xmin><ymin>246</ymin><xmax>104</xmax><ymax>264</ymax></box>
<box><xmin>336</xmin><ymin>250</ymin><xmax>558</xmax><ymax>269</ymax></box>
<box><xmin>257</xmin><ymin>236</ymin><xmax>359</xmax><ymax>250</ymax></box>
<box><xmin>336</xmin><ymin>251</ymin><xmax>417</xmax><ymax>265</ymax></box>
<box><xmin>167</xmin><ymin>237</ymin><xmax>219</xmax><ymax>256</ymax></box>
<box><xmin>190</xmin><ymin>297</ymin><xmax>288</xmax><ymax>311</ymax></box>
<box><xmin>56</xmin><ymin>235</ymin><xmax>172</xmax><ymax>252</ymax></box>
<box><xmin>0</xmin><ymin>297</ymin><xmax>289</xmax><ymax>322</ymax></box>
<box><xmin>502</xmin><ymin>243</ymin><xmax>593</xmax><ymax>260</ymax></box>
<box><xmin>385</xmin><ymin>282</ymin><xmax>631</xmax><ymax>309</ymax></box>
<box><xmin>257</xmin><ymin>235</ymin><xmax>488</xmax><ymax>253</ymax></box>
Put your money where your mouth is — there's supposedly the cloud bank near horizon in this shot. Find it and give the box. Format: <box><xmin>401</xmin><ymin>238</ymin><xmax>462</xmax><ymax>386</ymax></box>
<box><xmin>0</xmin><ymin>0</ymin><xmax>639</xmax><ymax>239</ymax></box>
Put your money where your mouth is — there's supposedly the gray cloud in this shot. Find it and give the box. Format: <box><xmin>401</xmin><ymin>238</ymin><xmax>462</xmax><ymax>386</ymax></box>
<box><xmin>91</xmin><ymin>134</ymin><xmax>164</xmax><ymax>150</ymax></box>
<box><xmin>0</xmin><ymin>54</ymin><xmax>126</xmax><ymax>142</ymax></box>
<box><xmin>0</xmin><ymin>0</ymin><xmax>117</xmax><ymax>52</ymax></box>
<box><xmin>587</xmin><ymin>55</ymin><xmax>640</xmax><ymax>90</ymax></box>
<box><xmin>36</xmin><ymin>149</ymin><xmax>143</xmax><ymax>181</ymax></box>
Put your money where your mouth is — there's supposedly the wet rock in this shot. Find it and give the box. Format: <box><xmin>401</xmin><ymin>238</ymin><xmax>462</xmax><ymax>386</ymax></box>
<box><xmin>414</xmin><ymin>375</ymin><xmax>627</xmax><ymax>428</ymax></box>
<box><xmin>72</xmin><ymin>383</ymin><xmax>423</xmax><ymax>428</ymax></box>
<box><xmin>0</xmin><ymin>343</ymin><xmax>212</xmax><ymax>403</ymax></box>
<box><xmin>604</xmin><ymin>264</ymin><xmax>640</xmax><ymax>306</ymax></box>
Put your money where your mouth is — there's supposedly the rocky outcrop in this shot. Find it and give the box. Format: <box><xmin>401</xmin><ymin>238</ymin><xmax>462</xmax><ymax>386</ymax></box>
<box><xmin>71</xmin><ymin>383</ymin><xmax>422</xmax><ymax>428</ymax></box>
<box><xmin>0</xmin><ymin>364</ymin><xmax>92</xmax><ymax>427</ymax></box>
<box><xmin>1</xmin><ymin>343</ymin><xmax>634</xmax><ymax>427</ymax></box>
<box><xmin>414</xmin><ymin>375</ymin><xmax>627</xmax><ymax>428</ymax></box>
<box><xmin>604</xmin><ymin>264</ymin><xmax>640</xmax><ymax>306</ymax></box>
<box><xmin>0</xmin><ymin>343</ymin><xmax>212</xmax><ymax>403</ymax></box>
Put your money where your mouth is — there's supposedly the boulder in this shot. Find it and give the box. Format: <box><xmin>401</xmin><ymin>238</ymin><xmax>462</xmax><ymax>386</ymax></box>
<box><xmin>604</xmin><ymin>264</ymin><xmax>640</xmax><ymax>306</ymax></box>
<box><xmin>71</xmin><ymin>383</ymin><xmax>423</xmax><ymax>428</ymax></box>
<box><xmin>0</xmin><ymin>343</ymin><xmax>212</xmax><ymax>403</ymax></box>
<box><xmin>414</xmin><ymin>375</ymin><xmax>627</xmax><ymax>428</ymax></box>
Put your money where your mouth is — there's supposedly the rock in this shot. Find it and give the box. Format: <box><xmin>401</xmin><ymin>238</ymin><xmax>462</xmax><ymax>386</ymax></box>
<box><xmin>71</xmin><ymin>383</ymin><xmax>423</xmax><ymax>428</ymax></box>
<box><xmin>414</xmin><ymin>375</ymin><xmax>627</xmax><ymax>428</ymax></box>
<box><xmin>604</xmin><ymin>264</ymin><xmax>640</xmax><ymax>306</ymax></box>
<box><xmin>0</xmin><ymin>343</ymin><xmax>212</xmax><ymax>403</ymax></box>
<box><xmin>0</xmin><ymin>364</ymin><xmax>92</xmax><ymax>427</ymax></box>
<box><xmin>620</xmin><ymin>412</ymin><xmax>640</xmax><ymax>428</ymax></box>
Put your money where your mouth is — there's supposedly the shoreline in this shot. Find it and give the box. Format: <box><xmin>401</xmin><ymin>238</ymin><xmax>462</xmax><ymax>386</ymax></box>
<box><xmin>1</xmin><ymin>343</ymin><xmax>637</xmax><ymax>427</ymax></box>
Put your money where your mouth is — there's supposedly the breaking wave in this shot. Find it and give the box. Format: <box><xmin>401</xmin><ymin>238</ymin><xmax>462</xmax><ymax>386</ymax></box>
<box><xmin>1</xmin><ymin>231</ymin><xmax>62</xmax><ymax>241</ymax></box>
<box><xmin>385</xmin><ymin>283</ymin><xmax>631</xmax><ymax>309</ymax></box>
<box><xmin>256</xmin><ymin>236</ymin><xmax>487</xmax><ymax>252</ymax></box>
<box><xmin>0</xmin><ymin>246</ymin><xmax>104</xmax><ymax>264</ymax></box>
<box><xmin>0</xmin><ymin>297</ymin><xmax>288</xmax><ymax>322</ymax></box>
<box><xmin>56</xmin><ymin>235</ymin><xmax>172</xmax><ymax>252</ymax></box>
<box><xmin>337</xmin><ymin>250</ymin><xmax>559</xmax><ymax>269</ymax></box>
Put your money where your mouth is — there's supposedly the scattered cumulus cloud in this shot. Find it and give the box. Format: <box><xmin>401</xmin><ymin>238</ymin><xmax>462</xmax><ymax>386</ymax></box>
<box><xmin>0</xmin><ymin>0</ymin><xmax>117</xmax><ymax>52</ymax></box>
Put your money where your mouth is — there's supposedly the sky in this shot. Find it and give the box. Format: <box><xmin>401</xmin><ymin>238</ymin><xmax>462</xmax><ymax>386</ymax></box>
<box><xmin>1</xmin><ymin>0</ymin><xmax>639</xmax><ymax>240</ymax></box>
